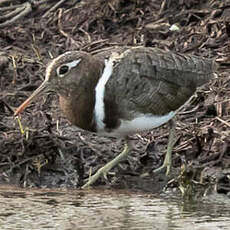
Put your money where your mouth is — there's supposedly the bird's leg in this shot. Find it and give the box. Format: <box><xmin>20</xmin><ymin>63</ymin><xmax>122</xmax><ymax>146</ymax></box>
<box><xmin>82</xmin><ymin>138</ymin><xmax>133</xmax><ymax>189</ymax></box>
<box><xmin>153</xmin><ymin>119</ymin><xmax>177</xmax><ymax>175</ymax></box>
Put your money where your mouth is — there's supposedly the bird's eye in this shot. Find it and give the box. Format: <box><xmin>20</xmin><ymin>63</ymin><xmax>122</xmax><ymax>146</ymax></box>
<box><xmin>58</xmin><ymin>65</ymin><xmax>69</xmax><ymax>77</ymax></box>
<box><xmin>56</xmin><ymin>59</ymin><xmax>81</xmax><ymax>78</ymax></box>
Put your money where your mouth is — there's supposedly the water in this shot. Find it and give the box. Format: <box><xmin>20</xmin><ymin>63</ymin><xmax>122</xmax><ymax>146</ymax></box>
<box><xmin>0</xmin><ymin>186</ymin><xmax>229</xmax><ymax>230</ymax></box>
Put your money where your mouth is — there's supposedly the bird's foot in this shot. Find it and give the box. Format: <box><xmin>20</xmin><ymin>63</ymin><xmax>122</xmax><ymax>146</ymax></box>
<box><xmin>153</xmin><ymin>162</ymin><xmax>171</xmax><ymax>176</ymax></box>
<box><xmin>81</xmin><ymin>164</ymin><xmax>113</xmax><ymax>189</ymax></box>
<box><xmin>153</xmin><ymin>119</ymin><xmax>178</xmax><ymax>176</ymax></box>
<box><xmin>81</xmin><ymin>141</ymin><xmax>132</xmax><ymax>189</ymax></box>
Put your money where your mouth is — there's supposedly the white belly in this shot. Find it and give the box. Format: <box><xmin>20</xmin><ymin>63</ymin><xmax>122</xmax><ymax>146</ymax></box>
<box><xmin>98</xmin><ymin>111</ymin><xmax>176</xmax><ymax>138</ymax></box>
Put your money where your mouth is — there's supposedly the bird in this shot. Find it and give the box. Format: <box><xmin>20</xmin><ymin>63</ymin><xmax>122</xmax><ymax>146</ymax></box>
<box><xmin>14</xmin><ymin>46</ymin><xmax>217</xmax><ymax>188</ymax></box>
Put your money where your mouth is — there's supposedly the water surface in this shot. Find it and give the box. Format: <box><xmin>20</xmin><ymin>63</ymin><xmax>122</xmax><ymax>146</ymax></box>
<box><xmin>0</xmin><ymin>186</ymin><xmax>229</xmax><ymax>230</ymax></box>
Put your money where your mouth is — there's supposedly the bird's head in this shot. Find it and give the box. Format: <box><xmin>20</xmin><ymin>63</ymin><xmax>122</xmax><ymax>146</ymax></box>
<box><xmin>14</xmin><ymin>51</ymin><xmax>102</xmax><ymax>116</ymax></box>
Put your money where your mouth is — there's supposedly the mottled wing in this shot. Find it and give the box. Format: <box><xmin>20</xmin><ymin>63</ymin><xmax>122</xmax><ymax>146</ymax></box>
<box><xmin>103</xmin><ymin>47</ymin><xmax>216</xmax><ymax>128</ymax></box>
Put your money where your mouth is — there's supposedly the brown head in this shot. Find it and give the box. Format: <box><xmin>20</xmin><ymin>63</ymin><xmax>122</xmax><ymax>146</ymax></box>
<box><xmin>15</xmin><ymin>51</ymin><xmax>104</xmax><ymax>130</ymax></box>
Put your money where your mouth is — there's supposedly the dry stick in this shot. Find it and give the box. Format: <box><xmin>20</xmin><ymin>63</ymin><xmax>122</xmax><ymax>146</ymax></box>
<box><xmin>0</xmin><ymin>5</ymin><xmax>24</xmax><ymax>20</ymax></box>
<box><xmin>195</xmin><ymin>146</ymin><xmax>226</xmax><ymax>169</ymax></box>
<box><xmin>0</xmin><ymin>99</ymin><xmax>14</xmax><ymax>114</ymax></box>
<box><xmin>0</xmin><ymin>4</ymin><xmax>22</xmax><ymax>11</ymax></box>
<box><xmin>178</xmin><ymin>105</ymin><xmax>199</xmax><ymax>115</ymax></box>
<box><xmin>31</xmin><ymin>44</ymin><xmax>42</xmax><ymax>61</ymax></box>
<box><xmin>82</xmin><ymin>39</ymin><xmax>109</xmax><ymax>52</ymax></box>
<box><xmin>78</xmin><ymin>133</ymin><xmax>103</xmax><ymax>157</ymax></box>
<box><xmin>6</xmin><ymin>154</ymin><xmax>45</xmax><ymax>174</ymax></box>
<box><xmin>216</xmin><ymin>116</ymin><xmax>230</xmax><ymax>128</ymax></box>
<box><xmin>42</xmin><ymin>0</ymin><xmax>68</xmax><ymax>18</ymax></box>
<box><xmin>79</xmin><ymin>28</ymin><xmax>91</xmax><ymax>43</ymax></box>
<box><xmin>0</xmin><ymin>0</ymin><xmax>14</xmax><ymax>6</ymax></box>
<box><xmin>57</xmin><ymin>9</ymin><xmax>81</xmax><ymax>48</ymax></box>
<box><xmin>32</xmin><ymin>0</ymin><xmax>50</xmax><ymax>7</ymax></box>
<box><xmin>90</xmin><ymin>43</ymin><xmax>123</xmax><ymax>55</ymax></box>
<box><xmin>0</xmin><ymin>2</ymin><xmax>32</xmax><ymax>28</ymax></box>
<box><xmin>10</xmin><ymin>55</ymin><xmax>17</xmax><ymax>84</ymax></box>
<box><xmin>31</xmin><ymin>34</ymin><xmax>42</xmax><ymax>61</ymax></box>
<box><xmin>158</xmin><ymin>0</ymin><xmax>167</xmax><ymax>16</ymax></box>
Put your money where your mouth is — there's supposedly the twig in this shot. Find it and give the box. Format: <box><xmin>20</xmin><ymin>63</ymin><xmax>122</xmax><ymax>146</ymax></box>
<box><xmin>0</xmin><ymin>0</ymin><xmax>14</xmax><ymax>7</ymax></box>
<box><xmin>31</xmin><ymin>34</ymin><xmax>42</xmax><ymax>61</ymax></box>
<box><xmin>6</xmin><ymin>154</ymin><xmax>45</xmax><ymax>174</ymax></box>
<box><xmin>57</xmin><ymin>8</ymin><xmax>81</xmax><ymax>48</ymax></box>
<box><xmin>0</xmin><ymin>2</ymin><xmax>32</xmax><ymax>28</ymax></box>
<box><xmin>158</xmin><ymin>0</ymin><xmax>167</xmax><ymax>17</ymax></box>
<box><xmin>32</xmin><ymin>0</ymin><xmax>49</xmax><ymax>7</ymax></box>
<box><xmin>0</xmin><ymin>99</ymin><xmax>14</xmax><ymax>114</ymax></box>
<box><xmin>79</xmin><ymin>28</ymin><xmax>91</xmax><ymax>43</ymax></box>
<box><xmin>42</xmin><ymin>0</ymin><xmax>68</xmax><ymax>18</ymax></box>
<box><xmin>78</xmin><ymin>133</ymin><xmax>103</xmax><ymax>156</ymax></box>
<box><xmin>178</xmin><ymin>105</ymin><xmax>199</xmax><ymax>115</ymax></box>
<box><xmin>82</xmin><ymin>39</ymin><xmax>109</xmax><ymax>52</ymax></box>
<box><xmin>0</xmin><ymin>5</ymin><xmax>24</xmax><ymax>20</ymax></box>
<box><xmin>195</xmin><ymin>145</ymin><xmax>226</xmax><ymax>169</ymax></box>
<box><xmin>0</xmin><ymin>4</ymin><xmax>22</xmax><ymax>12</ymax></box>
<box><xmin>10</xmin><ymin>55</ymin><xmax>17</xmax><ymax>84</ymax></box>
<box><xmin>216</xmin><ymin>116</ymin><xmax>230</xmax><ymax>128</ymax></box>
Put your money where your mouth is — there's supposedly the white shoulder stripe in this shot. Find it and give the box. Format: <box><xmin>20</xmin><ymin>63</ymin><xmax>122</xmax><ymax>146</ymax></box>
<box><xmin>94</xmin><ymin>58</ymin><xmax>114</xmax><ymax>131</ymax></box>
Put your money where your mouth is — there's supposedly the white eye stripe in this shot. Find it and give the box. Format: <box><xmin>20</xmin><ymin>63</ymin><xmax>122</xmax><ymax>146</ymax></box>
<box><xmin>66</xmin><ymin>59</ymin><xmax>81</xmax><ymax>68</ymax></box>
<box><xmin>57</xmin><ymin>59</ymin><xmax>81</xmax><ymax>77</ymax></box>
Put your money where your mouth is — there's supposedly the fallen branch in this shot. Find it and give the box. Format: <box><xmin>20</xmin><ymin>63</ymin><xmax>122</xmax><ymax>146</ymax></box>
<box><xmin>57</xmin><ymin>8</ymin><xmax>81</xmax><ymax>48</ymax></box>
<box><xmin>42</xmin><ymin>0</ymin><xmax>68</xmax><ymax>18</ymax></box>
<box><xmin>0</xmin><ymin>2</ymin><xmax>32</xmax><ymax>28</ymax></box>
<box><xmin>216</xmin><ymin>116</ymin><xmax>230</xmax><ymax>128</ymax></box>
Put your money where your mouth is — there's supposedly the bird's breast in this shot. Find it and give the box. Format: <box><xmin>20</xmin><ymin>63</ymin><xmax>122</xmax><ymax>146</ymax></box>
<box><xmin>59</xmin><ymin>95</ymin><xmax>96</xmax><ymax>132</ymax></box>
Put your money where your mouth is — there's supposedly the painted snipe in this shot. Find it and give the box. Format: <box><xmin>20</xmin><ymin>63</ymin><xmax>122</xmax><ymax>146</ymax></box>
<box><xmin>15</xmin><ymin>47</ymin><xmax>217</xmax><ymax>188</ymax></box>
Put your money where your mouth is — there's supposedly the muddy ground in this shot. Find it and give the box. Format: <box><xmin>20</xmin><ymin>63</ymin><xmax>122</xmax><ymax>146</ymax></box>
<box><xmin>0</xmin><ymin>0</ymin><xmax>229</xmax><ymax>195</ymax></box>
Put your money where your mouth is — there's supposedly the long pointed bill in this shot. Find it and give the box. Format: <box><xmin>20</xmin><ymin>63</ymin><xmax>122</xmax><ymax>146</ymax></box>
<box><xmin>14</xmin><ymin>80</ymin><xmax>49</xmax><ymax>116</ymax></box>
